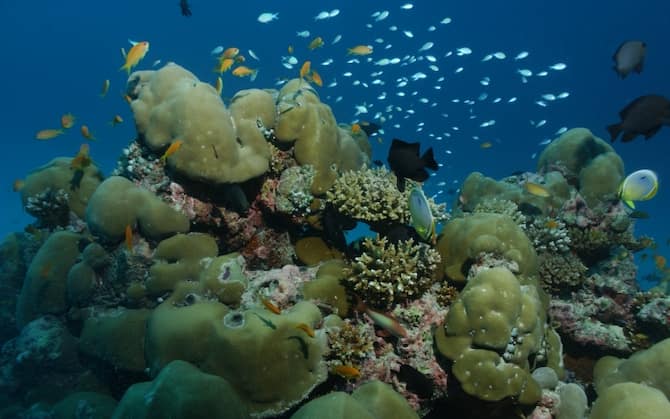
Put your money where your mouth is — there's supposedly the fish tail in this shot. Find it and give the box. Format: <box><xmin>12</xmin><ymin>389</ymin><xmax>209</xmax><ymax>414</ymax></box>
<box><xmin>421</xmin><ymin>147</ymin><xmax>438</xmax><ymax>170</ymax></box>
<box><xmin>624</xmin><ymin>200</ymin><xmax>635</xmax><ymax>209</ymax></box>
<box><xmin>606</xmin><ymin>123</ymin><xmax>622</xmax><ymax>142</ymax></box>
<box><xmin>250</xmin><ymin>69</ymin><xmax>259</xmax><ymax>82</ymax></box>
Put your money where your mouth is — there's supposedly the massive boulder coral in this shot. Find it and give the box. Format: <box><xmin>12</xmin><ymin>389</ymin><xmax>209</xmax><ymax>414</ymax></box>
<box><xmin>274</xmin><ymin>79</ymin><xmax>370</xmax><ymax>194</ymax></box>
<box><xmin>436</xmin><ymin>213</ymin><xmax>537</xmax><ymax>282</ymax></box>
<box><xmin>537</xmin><ymin>128</ymin><xmax>624</xmax><ymax>207</ymax></box>
<box><xmin>434</xmin><ymin>267</ymin><xmax>546</xmax><ymax>404</ymax></box>
<box><xmin>85</xmin><ymin>176</ymin><xmax>189</xmax><ymax>241</ymax></box>
<box><xmin>19</xmin><ymin>157</ymin><xmax>104</xmax><ymax>225</ymax></box>
<box><xmin>127</xmin><ymin>63</ymin><xmax>271</xmax><ymax>184</ymax></box>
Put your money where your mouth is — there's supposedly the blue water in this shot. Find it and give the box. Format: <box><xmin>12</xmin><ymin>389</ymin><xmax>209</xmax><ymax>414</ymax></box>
<box><xmin>2</xmin><ymin>0</ymin><xmax>669</xmax><ymax>286</ymax></box>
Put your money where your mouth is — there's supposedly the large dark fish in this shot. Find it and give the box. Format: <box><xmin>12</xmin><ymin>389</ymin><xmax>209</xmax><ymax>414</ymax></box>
<box><xmin>179</xmin><ymin>0</ymin><xmax>192</xmax><ymax>16</ymax></box>
<box><xmin>612</xmin><ymin>40</ymin><xmax>646</xmax><ymax>78</ymax></box>
<box><xmin>387</xmin><ymin>138</ymin><xmax>438</xmax><ymax>192</ymax></box>
<box><xmin>607</xmin><ymin>95</ymin><xmax>670</xmax><ymax>142</ymax></box>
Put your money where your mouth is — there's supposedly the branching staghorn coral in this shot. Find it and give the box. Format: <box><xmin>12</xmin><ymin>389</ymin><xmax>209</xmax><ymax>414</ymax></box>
<box><xmin>343</xmin><ymin>236</ymin><xmax>441</xmax><ymax>309</ymax></box>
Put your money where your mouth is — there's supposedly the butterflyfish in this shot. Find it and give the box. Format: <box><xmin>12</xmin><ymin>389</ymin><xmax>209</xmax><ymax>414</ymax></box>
<box><xmin>408</xmin><ymin>186</ymin><xmax>436</xmax><ymax>243</ymax></box>
<box><xmin>619</xmin><ymin>169</ymin><xmax>658</xmax><ymax>208</ymax></box>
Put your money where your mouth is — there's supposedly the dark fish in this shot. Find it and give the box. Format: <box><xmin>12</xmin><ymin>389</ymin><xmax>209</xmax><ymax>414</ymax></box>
<box><xmin>613</xmin><ymin>40</ymin><xmax>646</xmax><ymax>78</ymax></box>
<box><xmin>179</xmin><ymin>0</ymin><xmax>192</xmax><ymax>16</ymax></box>
<box><xmin>69</xmin><ymin>169</ymin><xmax>84</xmax><ymax>191</ymax></box>
<box><xmin>372</xmin><ymin>159</ymin><xmax>384</xmax><ymax>167</ymax></box>
<box><xmin>629</xmin><ymin>210</ymin><xmax>649</xmax><ymax>219</ymax></box>
<box><xmin>607</xmin><ymin>95</ymin><xmax>670</xmax><ymax>142</ymax></box>
<box><xmin>397</xmin><ymin>364</ymin><xmax>434</xmax><ymax>399</ymax></box>
<box><xmin>359</xmin><ymin>121</ymin><xmax>382</xmax><ymax>136</ymax></box>
<box><xmin>387</xmin><ymin>138</ymin><xmax>438</xmax><ymax>192</ymax></box>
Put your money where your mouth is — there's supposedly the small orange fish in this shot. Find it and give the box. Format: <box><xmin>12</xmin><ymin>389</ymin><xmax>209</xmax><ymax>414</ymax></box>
<box><xmin>120</xmin><ymin>40</ymin><xmax>150</xmax><ymax>74</ymax></box>
<box><xmin>261</xmin><ymin>297</ymin><xmax>281</xmax><ymax>315</ymax></box>
<box><xmin>35</xmin><ymin>129</ymin><xmax>64</xmax><ymax>140</ymax></box>
<box><xmin>160</xmin><ymin>140</ymin><xmax>184</xmax><ymax>163</ymax></box>
<box><xmin>299</xmin><ymin>60</ymin><xmax>311</xmax><ymax>79</ymax></box>
<box><xmin>295</xmin><ymin>323</ymin><xmax>315</xmax><ymax>338</ymax></box>
<box><xmin>70</xmin><ymin>144</ymin><xmax>92</xmax><ymax>170</ymax></box>
<box><xmin>654</xmin><ymin>254</ymin><xmax>666</xmax><ymax>271</ymax></box>
<box><xmin>100</xmin><ymin>79</ymin><xmax>110</xmax><ymax>97</ymax></box>
<box><xmin>12</xmin><ymin>179</ymin><xmax>25</xmax><ymax>192</ymax></box>
<box><xmin>480</xmin><ymin>141</ymin><xmax>493</xmax><ymax>149</ymax></box>
<box><xmin>110</xmin><ymin>115</ymin><xmax>123</xmax><ymax>126</ymax></box>
<box><xmin>308</xmin><ymin>36</ymin><xmax>324</xmax><ymax>50</ymax></box>
<box><xmin>222</xmin><ymin>47</ymin><xmax>239</xmax><ymax>59</ymax></box>
<box><xmin>232</xmin><ymin>66</ymin><xmax>258</xmax><ymax>81</ymax></box>
<box><xmin>124</xmin><ymin>224</ymin><xmax>133</xmax><ymax>251</ymax></box>
<box><xmin>351</xmin><ymin>123</ymin><xmax>361</xmax><ymax>134</ymax></box>
<box><xmin>347</xmin><ymin>45</ymin><xmax>373</xmax><ymax>55</ymax></box>
<box><xmin>288</xmin><ymin>45</ymin><xmax>294</xmax><ymax>54</ymax></box>
<box><xmin>309</xmin><ymin>69</ymin><xmax>323</xmax><ymax>87</ymax></box>
<box><xmin>61</xmin><ymin>113</ymin><xmax>76</xmax><ymax>129</ymax></box>
<box><xmin>215</xmin><ymin>57</ymin><xmax>235</xmax><ymax>74</ymax></box>
<box><xmin>331</xmin><ymin>365</ymin><xmax>361</xmax><ymax>380</ymax></box>
<box><xmin>123</xmin><ymin>94</ymin><xmax>133</xmax><ymax>104</ymax></box>
<box><xmin>80</xmin><ymin>125</ymin><xmax>96</xmax><ymax>140</ymax></box>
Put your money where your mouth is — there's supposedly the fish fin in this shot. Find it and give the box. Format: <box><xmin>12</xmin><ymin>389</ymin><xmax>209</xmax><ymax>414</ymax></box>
<box><xmin>121</xmin><ymin>47</ymin><xmax>127</xmax><ymax>58</ymax></box>
<box><xmin>396</xmin><ymin>176</ymin><xmax>406</xmax><ymax>192</ymax></box>
<box><xmin>612</xmin><ymin>66</ymin><xmax>626</xmax><ymax>79</ymax></box>
<box><xmin>421</xmin><ymin>147</ymin><xmax>438</xmax><ymax>171</ymax></box>
<box><xmin>621</xmin><ymin>131</ymin><xmax>637</xmax><ymax>142</ymax></box>
<box><xmin>634</xmin><ymin>61</ymin><xmax>644</xmax><ymax>74</ymax></box>
<box><xmin>624</xmin><ymin>200</ymin><xmax>635</xmax><ymax>209</ymax></box>
<box><xmin>250</xmin><ymin>69</ymin><xmax>259</xmax><ymax>82</ymax></box>
<box><xmin>644</xmin><ymin>125</ymin><xmax>661</xmax><ymax>139</ymax></box>
<box><xmin>606</xmin><ymin>123</ymin><xmax>622</xmax><ymax>142</ymax></box>
<box><xmin>128</xmin><ymin>39</ymin><xmax>138</xmax><ymax>46</ymax></box>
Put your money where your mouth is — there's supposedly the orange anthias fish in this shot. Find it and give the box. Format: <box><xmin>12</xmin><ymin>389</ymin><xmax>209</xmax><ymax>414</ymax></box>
<box><xmin>351</xmin><ymin>123</ymin><xmax>361</xmax><ymax>134</ymax></box>
<box><xmin>261</xmin><ymin>297</ymin><xmax>281</xmax><ymax>315</ymax></box>
<box><xmin>295</xmin><ymin>323</ymin><xmax>315</xmax><ymax>338</ymax></box>
<box><xmin>309</xmin><ymin>69</ymin><xmax>323</xmax><ymax>87</ymax></box>
<box><xmin>160</xmin><ymin>140</ymin><xmax>184</xmax><ymax>163</ymax></box>
<box><xmin>120</xmin><ymin>40</ymin><xmax>150</xmax><ymax>74</ymax></box>
<box><xmin>215</xmin><ymin>57</ymin><xmax>235</xmax><ymax>74</ymax></box>
<box><xmin>654</xmin><ymin>254</ymin><xmax>666</xmax><ymax>271</ymax></box>
<box><xmin>61</xmin><ymin>113</ymin><xmax>76</xmax><ymax>129</ymax></box>
<box><xmin>308</xmin><ymin>36</ymin><xmax>324</xmax><ymax>50</ymax></box>
<box><xmin>12</xmin><ymin>179</ymin><xmax>25</xmax><ymax>192</ymax></box>
<box><xmin>299</xmin><ymin>60</ymin><xmax>311</xmax><ymax>79</ymax></box>
<box><xmin>110</xmin><ymin>115</ymin><xmax>123</xmax><ymax>126</ymax></box>
<box><xmin>70</xmin><ymin>144</ymin><xmax>92</xmax><ymax>170</ymax></box>
<box><xmin>124</xmin><ymin>224</ymin><xmax>133</xmax><ymax>251</ymax></box>
<box><xmin>80</xmin><ymin>125</ymin><xmax>96</xmax><ymax>140</ymax></box>
<box><xmin>331</xmin><ymin>365</ymin><xmax>361</xmax><ymax>380</ymax></box>
<box><xmin>222</xmin><ymin>47</ymin><xmax>239</xmax><ymax>59</ymax></box>
<box><xmin>347</xmin><ymin>45</ymin><xmax>373</xmax><ymax>55</ymax></box>
<box><xmin>232</xmin><ymin>66</ymin><xmax>259</xmax><ymax>81</ymax></box>
<box><xmin>35</xmin><ymin>129</ymin><xmax>64</xmax><ymax>140</ymax></box>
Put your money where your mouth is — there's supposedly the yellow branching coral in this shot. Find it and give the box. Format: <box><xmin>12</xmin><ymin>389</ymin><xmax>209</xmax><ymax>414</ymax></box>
<box><xmin>343</xmin><ymin>236</ymin><xmax>441</xmax><ymax>309</ymax></box>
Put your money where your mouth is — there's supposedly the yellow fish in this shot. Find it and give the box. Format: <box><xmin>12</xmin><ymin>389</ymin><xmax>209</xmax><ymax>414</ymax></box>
<box><xmin>331</xmin><ymin>365</ymin><xmax>361</xmax><ymax>379</ymax></box>
<box><xmin>619</xmin><ymin>169</ymin><xmax>658</xmax><ymax>209</ymax></box>
<box><xmin>160</xmin><ymin>140</ymin><xmax>183</xmax><ymax>163</ymax></box>
<box><xmin>308</xmin><ymin>36</ymin><xmax>324</xmax><ymax>50</ymax></box>
<box><xmin>35</xmin><ymin>129</ymin><xmax>64</xmax><ymax>140</ymax></box>
<box><xmin>299</xmin><ymin>60</ymin><xmax>311</xmax><ymax>79</ymax></box>
<box><xmin>120</xmin><ymin>40</ymin><xmax>150</xmax><ymax>74</ymax></box>
<box><xmin>347</xmin><ymin>45</ymin><xmax>373</xmax><ymax>55</ymax></box>
<box><xmin>524</xmin><ymin>182</ymin><xmax>550</xmax><ymax>197</ymax></box>
<box><xmin>232</xmin><ymin>66</ymin><xmax>259</xmax><ymax>81</ymax></box>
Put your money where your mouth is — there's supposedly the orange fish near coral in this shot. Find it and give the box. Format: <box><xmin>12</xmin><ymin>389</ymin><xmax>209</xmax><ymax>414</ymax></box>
<box><xmin>61</xmin><ymin>113</ymin><xmax>76</xmax><ymax>129</ymax></box>
<box><xmin>347</xmin><ymin>45</ymin><xmax>373</xmax><ymax>55</ymax></box>
<box><xmin>299</xmin><ymin>60</ymin><xmax>311</xmax><ymax>79</ymax></box>
<box><xmin>222</xmin><ymin>47</ymin><xmax>239</xmax><ymax>59</ymax></box>
<box><xmin>120</xmin><ymin>40</ymin><xmax>150</xmax><ymax>74</ymax></box>
<box><xmin>261</xmin><ymin>297</ymin><xmax>281</xmax><ymax>315</ymax></box>
<box><xmin>351</xmin><ymin>123</ymin><xmax>361</xmax><ymax>134</ymax></box>
<box><xmin>80</xmin><ymin>125</ymin><xmax>96</xmax><ymax>140</ymax></box>
<box><xmin>309</xmin><ymin>69</ymin><xmax>323</xmax><ymax>87</ymax></box>
<box><xmin>308</xmin><ymin>37</ymin><xmax>324</xmax><ymax>50</ymax></box>
<box><xmin>110</xmin><ymin>115</ymin><xmax>123</xmax><ymax>126</ymax></box>
<box><xmin>232</xmin><ymin>65</ymin><xmax>258</xmax><ymax>81</ymax></box>
<box><xmin>12</xmin><ymin>179</ymin><xmax>25</xmax><ymax>192</ymax></box>
<box><xmin>654</xmin><ymin>254</ymin><xmax>666</xmax><ymax>271</ymax></box>
<box><xmin>215</xmin><ymin>57</ymin><xmax>235</xmax><ymax>74</ymax></box>
<box><xmin>160</xmin><ymin>140</ymin><xmax>183</xmax><ymax>163</ymax></box>
<box><xmin>70</xmin><ymin>144</ymin><xmax>91</xmax><ymax>170</ymax></box>
<box><xmin>124</xmin><ymin>224</ymin><xmax>133</xmax><ymax>251</ymax></box>
<box><xmin>35</xmin><ymin>129</ymin><xmax>64</xmax><ymax>140</ymax></box>
<box><xmin>331</xmin><ymin>365</ymin><xmax>361</xmax><ymax>380</ymax></box>
<box><xmin>295</xmin><ymin>323</ymin><xmax>315</xmax><ymax>338</ymax></box>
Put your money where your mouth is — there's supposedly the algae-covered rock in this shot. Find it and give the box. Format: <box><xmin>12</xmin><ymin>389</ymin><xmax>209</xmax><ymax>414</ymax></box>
<box><xmin>79</xmin><ymin>308</ymin><xmax>151</xmax><ymax>372</ymax></box>
<box><xmin>16</xmin><ymin>231</ymin><xmax>82</xmax><ymax>327</ymax></box>
<box><xmin>437</xmin><ymin>213</ymin><xmax>537</xmax><ymax>282</ymax></box>
<box><xmin>112</xmin><ymin>360</ymin><xmax>248</xmax><ymax>419</ymax></box>
<box><xmin>85</xmin><ymin>176</ymin><xmax>189</xmax><ymax>242</ymax></box>
<box><xmin>20</xmin><ymin>157</ymin><xmax>104</xmax><ymax>221</ymax></box>
<box><xmin>128</xmin><ymin>63</ymin><xmax>270</xmax><ymax>184</ymax></box>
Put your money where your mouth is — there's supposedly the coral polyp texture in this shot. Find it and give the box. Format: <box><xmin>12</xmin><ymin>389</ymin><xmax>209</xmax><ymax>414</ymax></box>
<box><xmin>4</xmin><ymin>55</ymin><xmax>670</xmax><ymax>419</ymax></box>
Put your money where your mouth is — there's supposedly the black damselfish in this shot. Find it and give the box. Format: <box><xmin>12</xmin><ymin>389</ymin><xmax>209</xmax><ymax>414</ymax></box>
<box><xmin>387</xmin><ymin>138</ymin><xmax>438</xmax><ymax>192</ymax></box>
